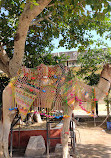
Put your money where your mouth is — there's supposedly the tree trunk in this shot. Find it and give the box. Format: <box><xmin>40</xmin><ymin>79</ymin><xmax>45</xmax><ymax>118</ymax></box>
<box><xmin>0</xmin><ymin>0</ymin><xmax>52</xmax><ymax>78</ymax></box>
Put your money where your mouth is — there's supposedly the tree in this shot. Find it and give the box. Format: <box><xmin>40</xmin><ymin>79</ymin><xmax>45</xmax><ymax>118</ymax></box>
<box><xmin>76</xmin><ymin>47</ymin><xmax>111</xmax><ymax>85</ymax></box>
<box><xmin>0</xmin><ymin>0</ymin><xmax>111</xmax><ymax>78</ymax></box>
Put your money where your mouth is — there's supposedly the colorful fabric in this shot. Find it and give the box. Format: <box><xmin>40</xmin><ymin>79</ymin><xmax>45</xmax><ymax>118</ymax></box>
<box><xmin>15</xmin><ymin>87</ymin><xmax>37</xmax><ymax>120</ymax></box>
<box><xmin>61</xmin><ymin>79</ymin><xmax>97</xmax><ymax>115</ymax></box>
<box><xmin>9</xmin><ymin>64</ymin><xmax>97</xmax><ymax>120</ymax></box>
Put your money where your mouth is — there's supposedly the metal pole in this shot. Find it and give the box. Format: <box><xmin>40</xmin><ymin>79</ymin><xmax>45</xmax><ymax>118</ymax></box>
<box><xmin>18</xmin><ymin>119</ymin><xmax>21</xmax><ymax>148</ymax></box>
<box><xmin>96</xmin><ymin>102</ymin><xmax>98</xmax><ymax>116</ymax></box>
<box><xmin>46</xmin><ymin>121</ymin><xmax>50</xmax><ymax>158</ymax></box>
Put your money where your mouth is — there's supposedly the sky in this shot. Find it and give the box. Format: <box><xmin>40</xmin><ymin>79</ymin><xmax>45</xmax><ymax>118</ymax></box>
<box><xmin>51</xmin><ymin>31</ymin><xmax>111</xmax><ymax>53</ymax></box>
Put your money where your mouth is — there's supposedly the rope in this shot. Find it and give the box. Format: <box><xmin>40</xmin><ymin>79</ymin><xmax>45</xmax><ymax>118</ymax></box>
<box><xmin>96</xmin><ymin>114</ymin><xmax>110</xmax><ymax>127</ymax></box>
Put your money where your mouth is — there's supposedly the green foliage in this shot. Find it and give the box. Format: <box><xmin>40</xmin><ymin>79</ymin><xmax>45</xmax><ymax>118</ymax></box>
<box><xmin>24</xmin><ymin>51</ymin><xmax>68</xmax><ymax>67</ymax></box>
<box><xmin>1</xmin><ymin>0</ymin><xmax>23</xmax><ymax>59</ymax></box>
<box><xmin>83</xmin><ymin>73</ymin><xmax>100</xmax><ymax>86</ymax></box>
<box><xmin>51</xmin><ymin>0</ymin><xmax>111</xmax><ymax>51</ymax></box>
<box><xmin>65</xmin><ymin>69</ymin><xmax>75</xmax><ymax>81</ymax></box>
<box><xmin>1</xmin><ymin>0</ymin><xmax>111</xmax><ymax>65</ymax></box>
<box><xmin>30</xmin><ymin>0</ymin><xmax>39</xmax><ymax>9</ymax></box>
<box><xmin>76</xmin><ymin>48</ymin><xmax>111</xmax><ymax>85</ymax></box>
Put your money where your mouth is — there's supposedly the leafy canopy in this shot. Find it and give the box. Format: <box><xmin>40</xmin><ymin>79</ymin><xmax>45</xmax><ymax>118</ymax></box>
<box><xmin>76</xmin><ymin>47</ymin><xmax>111</xmax><ymax>85</ymax></box>
<box><xmin>1</xmin><ymin>0</ymin><xmax>111</xmax><ymax>67</ymax></box>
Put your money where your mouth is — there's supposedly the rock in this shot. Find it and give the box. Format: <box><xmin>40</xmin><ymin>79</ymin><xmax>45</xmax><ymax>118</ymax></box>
<box><xmin>25</xmin><ymin>135</ymin><xmax>46</xmax><ymax>157</ymax></box>
<box><xmin>55</xmin><ymin>143</ymin><xmax>63</xmax><ymax>153</ymax></box>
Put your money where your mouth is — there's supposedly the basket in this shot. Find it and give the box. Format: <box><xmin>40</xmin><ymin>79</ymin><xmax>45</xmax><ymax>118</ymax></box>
<box><xmin>107</xmin><ymin>122</ymin><xmax>111</xmax><ymax>130</ymax></box>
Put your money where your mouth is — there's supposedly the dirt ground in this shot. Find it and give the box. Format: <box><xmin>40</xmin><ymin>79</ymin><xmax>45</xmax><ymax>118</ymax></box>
<box><xmin>12</xmin><ymin>117</ymin><xmax>111</xmax><ymax>158</ymax></box>
<box><xmin>74</xmin><ymin>121</ymin><xmax>111</xmax><ymax>158</ymax></box>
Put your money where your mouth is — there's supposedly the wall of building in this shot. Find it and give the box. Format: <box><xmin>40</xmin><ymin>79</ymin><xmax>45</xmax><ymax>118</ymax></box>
<box><xmin>53</xmin><ymin>51</ymin><xmax>78</xmax><ymax>67</ymax></box>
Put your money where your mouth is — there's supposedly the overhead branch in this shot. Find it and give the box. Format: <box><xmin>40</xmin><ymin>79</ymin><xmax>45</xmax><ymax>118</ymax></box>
<box><xmin>46</xmin><ymin>17</ymin><xmax>56</xmax><ymax>27</ymax></box>
<box><xmin>30</xmin><ymin>12</ymin><xmax>52</xmax><ymax>26</ymax></box>
<box><xmin>47</xmin><ymin>3</ymin><xmax>55</xmax><ymax>7</ymax></box>
<box><xmin>30</xmin><ymin>17</ymin><xmax>45</xmax><ymax>26</ymax></box>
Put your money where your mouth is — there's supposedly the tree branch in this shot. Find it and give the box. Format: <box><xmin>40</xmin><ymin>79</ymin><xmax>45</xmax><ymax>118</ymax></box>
<box><xmin>30</xmin><ymin>12</ymin><xmax>52</xmax><ymax>26</ymax></box>
<box><xmin>47</xmin><ymin>3</ymin><xmax>55</xmax><ymax>7</ymax></box>
<box><xmin>30</xmin><ymin>17</ymin><xmax>45</xmax><ymax>26</ymax></box>
<box><xmin>46</xmin><ymin>17</ymin><xmax>56</xmax><ymax>27</ymax></box>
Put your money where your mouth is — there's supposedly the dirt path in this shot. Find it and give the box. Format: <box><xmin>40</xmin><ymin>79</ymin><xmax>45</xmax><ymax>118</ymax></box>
<box><xmin>75</xmin><ymin>126</ymin><xmax>111</xmax><ymax>158</ymax></box>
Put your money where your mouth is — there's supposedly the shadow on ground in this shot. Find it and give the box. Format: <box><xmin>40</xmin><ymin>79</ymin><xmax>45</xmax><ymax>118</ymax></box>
<box><xmin>75</xmin><ymin>144</ymin><xmax>111</xmax><ymax>158</ymax></box>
